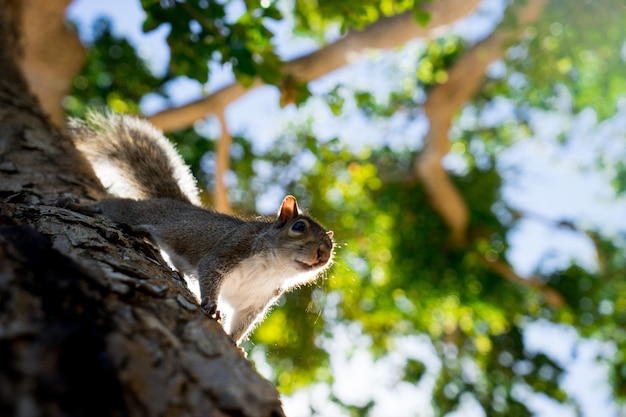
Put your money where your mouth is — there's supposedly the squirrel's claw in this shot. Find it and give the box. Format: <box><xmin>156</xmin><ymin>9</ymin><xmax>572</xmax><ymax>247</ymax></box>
<box><xmin>201</xmin><ymin>297</ymin><xmax>222</xmax><ymax>322</ymax></box>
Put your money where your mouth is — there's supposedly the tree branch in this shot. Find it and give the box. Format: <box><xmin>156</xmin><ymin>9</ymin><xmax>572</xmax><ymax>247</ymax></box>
<box><xmin>147</xmin><ymin>0</ymin><xmax>481</xmax><ymax>132</ymax></box>
<box><xmin>19</xmin><ymin>0</ymin><xmax>85</xmax><ymax>127</ymax></box>
<box><xmin>0</xmin><ymin>0</ymin><xmax>28</xmax><ymax>91</ymax></box>
<box><xmin>415</xmin><ymin>0</ymin><xmax>547</xmax><ymax>245</ymax></box>
<box><xmin>480</xmin><ymin>256</ymin><xmax>565</xmax><ymax>308</ymax></box>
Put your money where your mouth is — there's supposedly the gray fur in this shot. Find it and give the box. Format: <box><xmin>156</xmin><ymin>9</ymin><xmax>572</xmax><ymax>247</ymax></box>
<box><xmin>68</xmin><ymin>110</ymin><xmax>201</xmax><ymax>205</ymax></box>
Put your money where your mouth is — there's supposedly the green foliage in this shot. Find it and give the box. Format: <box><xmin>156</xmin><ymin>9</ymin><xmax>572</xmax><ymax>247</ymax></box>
<box><xmin>167</xmin><ymin>127</ymin><xmax>215</xmax><ymax>182</ymax></box>
<box><xmin>611</xmin><ymin>161</ymin><xmax>626</xmax><ymax>195</ymax></box>
<box><xmin>403</xmin><ymin>358</ymin><xmax>426</xmax><ymax>383</ymax></box>
<box><xmin>65</xmin><ymin>19</ymin><xmax>168</xmax><ymax>117</ymax></box>
<box><xmin>293</xmin><ymin>0</ymin><xmax>432</xmax><ymax>35</ymax></box>
<box><xmin>488</xmin><ymin>0</ymin><xmax>626</xmax><ymax>119</ymax></box>
<box><xmin>415</xmin><ymin>35</ymin><xmax>465</xmax><ymax>88</ymax></box>
<box><xmin>142</xmin><ymin>0</ymin><xmax>283</xmax><ymax>85</ymax></box>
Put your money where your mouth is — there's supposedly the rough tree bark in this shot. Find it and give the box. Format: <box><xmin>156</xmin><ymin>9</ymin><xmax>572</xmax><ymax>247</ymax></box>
<box><xmin>0</xmin><ymin>1</ymin><xmax>285</xmax><ymax>416</ymax></box>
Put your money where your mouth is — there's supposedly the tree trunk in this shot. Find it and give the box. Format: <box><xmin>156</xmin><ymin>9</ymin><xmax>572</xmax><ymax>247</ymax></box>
<box><xmin>0</xmin><ymin>1</ymin><xmax>285</xmax><ymax>416</ymax></box>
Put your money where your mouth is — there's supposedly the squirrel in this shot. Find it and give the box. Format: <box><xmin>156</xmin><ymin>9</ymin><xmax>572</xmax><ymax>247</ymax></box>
<box><xmin>68</xmin><ymin>111</ymin><xmax>334</xmax><ymax>344</ymax></box>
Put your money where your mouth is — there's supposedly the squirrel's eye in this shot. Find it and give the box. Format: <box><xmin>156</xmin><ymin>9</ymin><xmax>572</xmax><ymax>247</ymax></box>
<box><xmin>291</xmin><ymin>220</ymin><xmax>307</xmax><ymax>233</ymax></box>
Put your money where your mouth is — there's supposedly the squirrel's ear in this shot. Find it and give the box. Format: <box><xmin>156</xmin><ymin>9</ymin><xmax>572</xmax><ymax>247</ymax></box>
<box><xmin>277</xmin><ymin>195</ymin><xmax>300</xmax><ymax>225</ymax></box>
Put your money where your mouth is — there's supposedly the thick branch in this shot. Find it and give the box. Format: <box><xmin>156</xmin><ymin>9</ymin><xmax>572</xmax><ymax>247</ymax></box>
<box><xmin>19</xmin><ymin>0</ymin><xmax>86</xmax><ymax>127</ymax></box>
<box><xmin>285</xmin><ymin>0</ymin><xmax>481</xmax><ymax>81</ymax></box>
<box><xmin>0</xmin><ymin>0</ymin><xmax>28</xmax><ymax>90</ymax></box>
<box><xmin>481</xmin><ymin>257</ymin><xmax>565</xmax><ymax>308</ymax></box>
<box><xmin>147</xmin><ymin>0</ymin><xmax>481</xmax><ymax>132</ymax></box>
<box><xmin>416</xmin><ymin>0</ymin><xmax>547</xmax><ymax>245</ymax></box>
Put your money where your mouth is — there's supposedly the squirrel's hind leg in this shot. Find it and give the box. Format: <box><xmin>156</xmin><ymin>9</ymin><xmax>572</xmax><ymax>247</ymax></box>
<box><xmin>227</xmin><ymin>304</ymin><xmax>267</xmax><ymax>344</ymax></box>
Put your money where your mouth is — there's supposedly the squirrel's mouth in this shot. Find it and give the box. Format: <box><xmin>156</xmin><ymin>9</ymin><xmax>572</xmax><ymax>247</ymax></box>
<box><xmin>295</xmin><ymin>259</ymin><xmax>327</xmax><ymax>271</ymax></box>
<box><xmin>295</xmin><ymin>244</ymin><xmax>332</xmax><ymax>271</ymax></box>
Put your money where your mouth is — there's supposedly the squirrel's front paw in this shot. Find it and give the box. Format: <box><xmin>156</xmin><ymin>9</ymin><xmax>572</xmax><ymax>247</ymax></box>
<box><xmin>54</xmin><ymin>197</ymin><xmax>101</xmax><ymax>216</ymax></box>
<box><xmin>53</xmin><ymin>196</ymin><xmax>80</xmax><ymax>208</ymax></box>
<box><xmin>201</xmin><ymin>297</ymin><xmax>222</xmax><ymax>322</ymax></box>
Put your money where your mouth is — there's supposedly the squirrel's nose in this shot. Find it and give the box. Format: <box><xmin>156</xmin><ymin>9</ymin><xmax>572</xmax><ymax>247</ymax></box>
<box><xmin>317</xmin><ymin>243</ymin><xmax>331</xmax><ymax>264</ymax></box>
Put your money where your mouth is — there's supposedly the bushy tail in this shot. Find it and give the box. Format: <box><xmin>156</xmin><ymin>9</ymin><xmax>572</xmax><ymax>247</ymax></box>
<box><xmin>69</xmin><ymin>111</ymin><xmax>201</xmax><ymax>205</ymax></box>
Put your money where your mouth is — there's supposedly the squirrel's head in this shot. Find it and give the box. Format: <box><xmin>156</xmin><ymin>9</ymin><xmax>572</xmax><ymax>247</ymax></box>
<box><xmin>274</xmin><ymin>195</ymin><xmax>334</xmax><ymax>274</ymax></box>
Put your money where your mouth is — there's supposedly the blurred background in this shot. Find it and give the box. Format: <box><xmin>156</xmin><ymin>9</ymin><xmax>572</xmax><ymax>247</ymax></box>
<box><xmin>55</xmin><ymin>0</ymin><xmax>626</xmax><ymax>415</ymax></box>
